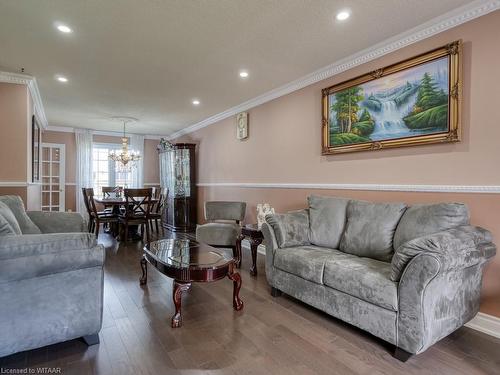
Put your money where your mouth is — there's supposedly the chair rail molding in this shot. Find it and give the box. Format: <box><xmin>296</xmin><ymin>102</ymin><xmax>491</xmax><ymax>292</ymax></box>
<box><xmin>167</xmin><ymin>0</ymin><xmax>500</xmax><ymax>140</ymax></box>
<box><xmin>0</xmin><ymin>71</ymin><xmax>48</xmax><ymax>129</ymax></box>
<box><xmin>0</xmin><ymin>181</ymin><xmax>29</xmax><ymax>187</ymax></box>
<box><xmin>196</xmin><ymin>182</ymin><xmax>500</xmax><ymax>194</ymax></box>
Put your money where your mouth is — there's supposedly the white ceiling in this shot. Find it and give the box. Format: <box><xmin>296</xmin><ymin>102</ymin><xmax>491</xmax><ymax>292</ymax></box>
<box><xmin>0</xmin><ymin>0</ymin><xmax>475</xmax><ymax>135</ymax></box>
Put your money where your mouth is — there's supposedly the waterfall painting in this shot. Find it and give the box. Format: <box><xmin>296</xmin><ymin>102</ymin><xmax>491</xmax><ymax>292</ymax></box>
<box><xmin>322</xmin><ymin>41</ymin><xmax>462</xmax><ymax>155</ymax></box>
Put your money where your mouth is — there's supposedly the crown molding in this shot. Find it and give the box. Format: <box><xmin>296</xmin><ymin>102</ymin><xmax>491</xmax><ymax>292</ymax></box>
<box><xmin>196</xmin><ymin>182</ymin><xmax>500</xmax><ymax>194</ymax></box>
<box><xmin>0</xmin><ymin>71</ymin><xmax>48</xmax><ymax>129</ymax></box>
<box><xmin>45</xmin><ymin>125</ymin><xmax>164</xmax><ymax>140</ymax></box>
<box><xmin>167</xmin><ymin>0</ymin><xmax>500</xmax><ymax>140</ymax></box>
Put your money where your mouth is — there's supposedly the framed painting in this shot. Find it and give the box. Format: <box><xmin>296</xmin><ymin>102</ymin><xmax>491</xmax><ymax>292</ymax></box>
<box><xmin>32</xmin><ymin>115</ymin><xmax>41</xmax><ymax>182</ymax></box>
<box><xmin>322</xmin><ymin>40</ymin><xmax>462</xmax><ymax>155</ymax></box>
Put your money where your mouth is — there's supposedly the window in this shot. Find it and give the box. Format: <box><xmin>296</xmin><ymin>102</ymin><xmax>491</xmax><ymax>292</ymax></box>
<box><xmin>92</xmin><ymin>144</ymin><xmax>132</xmax><ymax>194</ymax></box>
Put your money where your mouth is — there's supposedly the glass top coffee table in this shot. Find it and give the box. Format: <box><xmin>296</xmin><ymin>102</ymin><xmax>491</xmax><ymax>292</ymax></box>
<box><xmin>140</xmin><ymin>238</ymin><xmax>243</xmax><ymax>327</ymax></box>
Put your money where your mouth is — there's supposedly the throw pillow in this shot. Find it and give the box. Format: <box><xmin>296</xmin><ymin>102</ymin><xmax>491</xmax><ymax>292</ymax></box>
<box><xmin>393</xmin><ymin>203</ymin><xmax>469</xmax><ymax>250</ymax></box>
<box><xmin>265</xmin><ymin>209</ymin><xmax>310</xmax><ymax>248</ymax></box>
<box><xmin>308</xmin><ymin>195</ymin><xmax>350</xmax><ymax>249</ymax></box>
<box><xmin>340</xmin><ymin>200</ymin><xmax>407</xmax><ymax>262</ymax></box>
<box><xmin>0</xmin><ymin>195</ymin><xmax>41</xmax><ymax>234</ymax></box>
<box><xmin>0</xmin><ymin>202</ymin><xmax>22</xmax><ymax>235</ymax></box>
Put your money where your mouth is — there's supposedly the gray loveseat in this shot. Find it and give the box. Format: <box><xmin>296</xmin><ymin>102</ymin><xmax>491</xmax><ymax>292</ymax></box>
<box><xmin>262</xmin><ymin>195</ymin><xmax>496</xmax><ymax>361</ymax></box>
<box><xmin>0</xmin><ymin>195</ymin><xmax>104</xmax><ymax>358</ymax></box>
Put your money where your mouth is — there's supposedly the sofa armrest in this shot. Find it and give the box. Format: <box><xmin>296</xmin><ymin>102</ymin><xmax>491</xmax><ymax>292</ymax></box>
<box><xmin>0</xmin><ymin>233</ymin><xmax>104</xmax><ymax>283</ymax></box>
<box><xmin>27</xmin><ymin>211</ymin><xmax>86</xmax><ymax>233</ymax></box>
<box><xmin>261</xmin><ymin>222</ymin><xmax>279</xmax><ymax>281</ymax></box>
<box><xmin>396</xmin><ymin>226</ymin><xmax>496</xmax><ymax>354</ymax></box>
<box><xmin>391</xmin><ymin>225</ymin><xmax>495</xmax><ymax>281</ymax></box>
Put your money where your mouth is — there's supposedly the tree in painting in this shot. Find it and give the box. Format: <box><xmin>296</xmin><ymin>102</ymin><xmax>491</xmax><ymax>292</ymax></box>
<box><xmin>403</xmin><ymin>72</ymin><xmax>448</xmax><ymax>130</ymax></box>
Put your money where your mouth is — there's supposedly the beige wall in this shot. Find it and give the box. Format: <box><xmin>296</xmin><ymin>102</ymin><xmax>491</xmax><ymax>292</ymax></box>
<box><xmin>0</xmin><ymin>83</ymin><xmax>28</xmax><ymax>182</ymax></box>
<box><xmin>42</xmin><ymin>130</ymin><xmax>161</xmax><ymax>211</ymax></box>
<box><xmin>0</xmin><ymin>82</ymin><xmax>40</xmax><ymax>209</ymax></box>
<box><xmin>176</xmin><ymin>11</ymin><xmax>500</xmax><ymax>317</ymax></box>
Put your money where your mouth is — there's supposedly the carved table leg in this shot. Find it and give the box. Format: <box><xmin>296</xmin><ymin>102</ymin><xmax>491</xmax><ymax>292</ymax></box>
<box><xmin>227</xmin><ymin>266</ymin><xmax>244</xmax><ymax>311</ymax></box>
<box><xmin>171</xmin><ymin>281</ymin><xmax>192</xmax><ymax>328</ymax></box>
<box><xmin>139</xmin><ymin>255</ymin><xmax>148</xmax><ymax>285</ymax></box>
<box><xmin>235</xmin><ymin>234</ymin><xmax>244</xmax><ymax>268</ymax></box>
<box><xmin>249</xmin><ymin>238</ymin><xmax>262</xmax><ymax>276</ymax></box>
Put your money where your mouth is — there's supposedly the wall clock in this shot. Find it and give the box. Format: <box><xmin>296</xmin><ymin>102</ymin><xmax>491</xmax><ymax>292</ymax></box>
<box><xmin>236</xmin><ymin>112</ymin><xmax>248</xmax><ymax>140</ymax></box>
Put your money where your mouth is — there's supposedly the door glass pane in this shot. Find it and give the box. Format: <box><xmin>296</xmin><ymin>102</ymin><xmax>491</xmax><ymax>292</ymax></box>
<box><xmin>42</xmin><ymin>192</ymin><xmax>50</xmax><ymax>206</ymax></box>
<box><xmin>42</xmin><ymin>162</ymin><xmax>50</xmax><ymax>177</ymax></box>
<box><xmin>52</xmin><ymin>148</ymin><xmax>60</xmax><ymax>162</ymax></box>
<box><xmin>42</xmin><ymin>148</ymin><xmax>50</xmax><ymax>161</ymax></box>
<box><xmin>51</xmin><ymin>193</ymin><xmax>59</xmax><ymax>206</ymax></box>
<box><xmin>52</xmin><ymin>163</ymin><xmax>60</xmax><ymax>177</ymax></box>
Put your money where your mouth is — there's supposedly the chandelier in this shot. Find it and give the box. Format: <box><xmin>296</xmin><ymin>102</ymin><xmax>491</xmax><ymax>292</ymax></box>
<box><xmin>108</xmin><ymin>119</ymin><xmax>141</xmax><ymax>170</ymax></box>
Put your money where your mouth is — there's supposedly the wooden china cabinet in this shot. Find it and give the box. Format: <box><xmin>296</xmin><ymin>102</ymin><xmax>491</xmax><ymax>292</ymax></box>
<box><xmin>158</xmin><ymin>141</ymin><xmax>197</xmax><ymax>232</ymax></box>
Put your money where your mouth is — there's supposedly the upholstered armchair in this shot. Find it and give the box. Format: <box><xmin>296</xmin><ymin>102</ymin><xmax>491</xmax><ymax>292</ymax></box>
<box><xmin>0</xmin><ymin>195</ymin><xmax>104</xmax><ymax>358</ymax></box>
<box><xmin>196</xmin><ymin>201</ymin><xmax>246</xmax><ymax>266</ymax></box>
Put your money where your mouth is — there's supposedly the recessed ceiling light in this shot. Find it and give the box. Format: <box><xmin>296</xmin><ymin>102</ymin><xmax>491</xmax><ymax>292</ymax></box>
<box><xmin>56</xmin><ymin>24</ymin><xmax>72</xmax><ymax>33</ymax></box>
<box><xmin>239</xmin><ymin>71</ymin><xmax>249</xmax><ymax>78</ymax></box>
<box><xmin>56</xmin><ymin>76</ymin><xmax>68</xmax><ymax>83</ymax></box>
<box><xmin>192</xmin><ymin>99</ymin><xmax>200</xmax><ymax>105</ymax></box>
<box><xmin>336</xmin><ymin>10</ymin><xmax>350</xmax><ymax>21</ymax></box>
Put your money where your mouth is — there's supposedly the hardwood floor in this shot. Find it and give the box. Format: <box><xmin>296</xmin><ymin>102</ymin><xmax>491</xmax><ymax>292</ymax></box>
<box><xmin>1</xmin><ymin>230</ymin><xmax>500</xmax><ymax>375</ymax></box>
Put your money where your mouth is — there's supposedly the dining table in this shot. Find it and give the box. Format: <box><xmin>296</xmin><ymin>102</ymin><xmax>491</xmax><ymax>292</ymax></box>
<box><xmin>94</xmin><ymin>196</ymin><xmax>159</xmax><ymax>240</ymax></box>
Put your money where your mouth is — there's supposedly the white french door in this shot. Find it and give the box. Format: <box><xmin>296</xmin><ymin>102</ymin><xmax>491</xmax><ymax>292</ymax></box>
<box><xmin>41</xmin><ymin>143</ymin><xmax>66</xmax><ymax>212</ymax></box>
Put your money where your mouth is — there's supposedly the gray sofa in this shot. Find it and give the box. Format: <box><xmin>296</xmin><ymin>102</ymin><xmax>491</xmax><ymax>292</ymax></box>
<box><xmin>0</xmin><ymin>195</ymin><xmax>104</xmax><ymax>358</ymax></box>
<box><xmin>262</xmin><ymin>195</ymin><xmax>496</xmax><ymax>361</ymax></box>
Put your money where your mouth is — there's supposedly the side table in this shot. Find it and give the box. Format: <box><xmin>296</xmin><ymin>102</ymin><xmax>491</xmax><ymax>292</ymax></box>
<box><xmin>236</xmin><ymin>224</ymin><xmax>263</xmax><ymax>276</ymax></box>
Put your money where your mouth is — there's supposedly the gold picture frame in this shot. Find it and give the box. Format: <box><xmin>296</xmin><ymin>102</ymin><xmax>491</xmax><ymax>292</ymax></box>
<box><xmin>322</xmin><ymin>40</ymin><xmax>462</xmax><ymax>155</ymax></box>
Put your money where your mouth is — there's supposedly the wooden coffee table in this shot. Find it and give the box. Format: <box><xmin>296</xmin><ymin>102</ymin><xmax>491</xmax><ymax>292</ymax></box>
<box><xmin>140</xmin><ymin>238</ymin><xmax>243</xmax><ymax>327</ymax></box>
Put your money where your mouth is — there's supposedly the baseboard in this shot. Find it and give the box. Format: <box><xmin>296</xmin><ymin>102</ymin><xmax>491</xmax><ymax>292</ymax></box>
<box><xmin>242</xmin><ymin>240</ymin><xmax>500</xmax><ymax>339</ymax></box>
<box><xmin>465</xmin><ymin>312</ymin><xmax>500</xmax><ymax>339</ymax></box>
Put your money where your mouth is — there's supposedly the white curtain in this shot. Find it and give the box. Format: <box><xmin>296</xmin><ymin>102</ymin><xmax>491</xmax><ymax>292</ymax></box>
<box><xmin>129</xmin><ymin>134</ymin><xmax>144</xmax><ymax>188</ymax></box>
<box><xmin>75</xmin><ymin>129</ymin><xmax>93</xmax><ymax>217</ymax></box>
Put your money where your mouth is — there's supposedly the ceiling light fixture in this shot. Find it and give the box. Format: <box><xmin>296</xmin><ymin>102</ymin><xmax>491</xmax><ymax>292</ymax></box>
<box><xmin>192</xmin><ymin>99</ymin><xmax>200</xmax><ymax>106</ymax></box>
<box><xmin>336</xmin><ymin>10</ymin><xmax>350</xmax><ymax>21</ymax></box>
<box><xmin>239</xmin><ymin>71</ymin><xmax>249</xmax><ymax>78</ymax></box>
<box><xmin>56</xmin><ymin>24</ymin><xmax>72</xmax><ymax>33</ymax></box>
<box><xmin>108</xmin><ymin>117</ymin><xmax>141</xmax><ymax>171</ymax></box>
<box><xmin>56</xmin><ymin>76</ymin><xmax>68</xmax><ymax>83</ymax></box>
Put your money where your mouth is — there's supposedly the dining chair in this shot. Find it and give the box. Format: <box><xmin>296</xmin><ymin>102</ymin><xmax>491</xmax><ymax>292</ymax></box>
<box><xmin>102</xmin><ymin>186</ymin><xmax>121</xmax><ymax>198</ymax></box>
<box><xmin>101</xmin><ymin>186</ymin><xmax>121</xmax><ymax>213</ymax></box>
<box><xmin>148</xmin><ymin>187</ymin><xmax>168</xmax><ymax>233</ymax></box>
<box><xmin>82</xmin><ymin>188</ymin><xmax>119</xmax><ymax>237</ymax></box>
<box><xmin>119</xmin><ymin>188</ymin><xmax>154</xmax><ymax>244</ymax></box>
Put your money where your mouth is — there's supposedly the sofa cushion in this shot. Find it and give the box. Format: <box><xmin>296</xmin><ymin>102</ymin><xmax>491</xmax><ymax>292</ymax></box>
<box><xmin>196</xmin><ymin>222</ymin><xmax>240</xmax><ymax>246</ymax></box>
<box><xmin>0</xmin><ymin>202</ymin><xmax>22</xmax><ymax>235</ymax></box>
<box><xmin>265</xmin><ymin>209</ymin><xmax>309</xmax><ymax>248</ymax></box>
<box><xmin>393</xmin><ymin>203</ymin><xmax>469</xmax><ymax>250</ymax></box>
<box><xmin>274</xmin><ymin>245</ymin><xmax>336</xmax><ymax>284</ymax></box>
<box><xmin>340</xmin><ymin>200</ymin><xmax>407</xmax><ymax>262</ymax></box>
<box><xmin>0</xmin><ymin>196</ymin><xmax>41</xmax><ymax>234</ymax></box>
<box><xmin>324</xmin><ymin>256</ymin><xmax>398</xmax><ymax>311</ymax></box>
<box><xmin>308</xmin><ymin>195</ymin><xmax>350</xmax><ymax>249</ymax></box>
